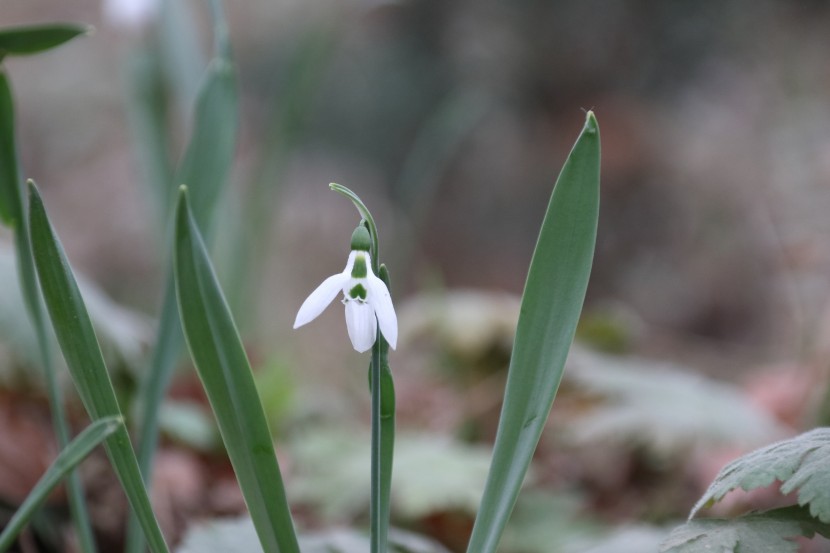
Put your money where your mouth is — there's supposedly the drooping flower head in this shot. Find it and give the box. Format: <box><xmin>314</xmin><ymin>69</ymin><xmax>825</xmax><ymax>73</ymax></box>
<box><xmin>294</xmin><ymin>225</ymin><xmax>397</xmax><ymax>352</ymax></box>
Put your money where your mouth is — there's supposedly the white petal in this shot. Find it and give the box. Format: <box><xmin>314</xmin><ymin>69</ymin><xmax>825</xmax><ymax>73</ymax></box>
<box><xmin>294</xmin><ymin>272</ymin><xmax>350</xmax><ymax>328</ymax></box>
<box><xmin>344</xmin><ymin>300</ymin><xmax>377</xmax><ymax>352</ymax></box>
<box><xmin>367</xmin><ymin>274</ymin><xmax>397</xmax><ymax>349</ymax></box>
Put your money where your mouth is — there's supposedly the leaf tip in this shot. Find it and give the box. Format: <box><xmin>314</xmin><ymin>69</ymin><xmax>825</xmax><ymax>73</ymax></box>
<box><xmin>583</xmin><ymin>110</ymin><xmax>598</xmax><ymax>134</ymax></box>
<box><xmin>26</xmin><ymin>178</ymin><xmax>40</xmax><ymax>201</ymax></box>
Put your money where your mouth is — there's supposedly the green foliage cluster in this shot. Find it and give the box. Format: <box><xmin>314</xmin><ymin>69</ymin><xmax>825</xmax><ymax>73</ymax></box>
<box><xmin>0</xmin><ymin>10</ymin><xmax>602</xmax><ymax>553</ymax></box>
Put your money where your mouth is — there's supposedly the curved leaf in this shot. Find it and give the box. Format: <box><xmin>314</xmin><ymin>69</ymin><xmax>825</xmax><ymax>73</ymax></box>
<box><xmin>0</xmin><ymin>24</ymin><xmax>89</xmax><ymax>58</ymax></box>
<box><xmin>662</xmin><ymin>506</ymin><xmax>830</xmax><ymax>553</ymax></box>
<box><xmin>0</xmin><ymin>417</ymin><xmax>121</xmax><ymax>552</ymax></box>
<box><xmin>27</xmin><ymin>182</ymin><xmax>169</xmax><ymax>553</ymax></box>
<box><xmin>691</xmin><ymin>427</ymin><xmax>830</xmax><ymax>522</ymax></box>
<box><xmin>466</xmin><ymin>111</ymin><xmax>600</xmax><ymax>553</ymax></box>
<box><xmin>174</xmin><ymin>188</ymin><xmax>299</xmax><ymax>553</ymax></box>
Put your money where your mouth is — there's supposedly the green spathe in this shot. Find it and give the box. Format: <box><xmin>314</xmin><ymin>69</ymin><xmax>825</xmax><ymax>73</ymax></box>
<box><xmin>350</xmin><ymin>225</ymin><xmax>371</xmax><ymax>252</ymax></box>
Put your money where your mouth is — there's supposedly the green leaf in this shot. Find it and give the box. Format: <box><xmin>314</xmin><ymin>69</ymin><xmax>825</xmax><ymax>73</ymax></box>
<box><xmin>173</xmin><ymin>188</ymin><xmax>299</xmax><ymax>553</ymax></box>
<box><xmin>175</xmin><ymin>56</ymin><xmax>238</xmax><ymax>230</ymax></box>
<box><xmin>27</xmin><ymin>182</ymin><xmax>169</xmax><ymax>553</ymax></box>
<box><xmin>691</xmin><ymin>427</ymin><xmax>830</xmax><ymax>522</ymax></box>
<box><xmin>0</xmin><ymin>68</ymin><xmax>98</xmax><ymax>553</ymax></box>
<box><xmin>560</xmin><ymin>347</ymin><xmax>785</xmax><ymax>456</ymax></box>
<box><xmin>660</xmin><ymin>506</ymin><xmax>830</xmax><ymax>553</ymax></box>
<box><xmin>176</xmin><ymin>518</ymin><xmax>450</xmax><ymax>553</ymax></box>
<box><xmin>0</xmin><ymin>24</ymin><xmax>89</xmax><ymax>58</ymax></box>
<box><xmin>465</xmin><ymin>111</ymin><xmax>600</xmax><ymax>553</ymax></box>
<box><xmin>128</xmin><ymin>31</ymin><xmax>239</xmax><ymax>553</ymax></box>
<box><xmin>499</xmin><ymin>492</ymin><xmax>601</xmax><ymax>553</ymax></box>
<box><xmin>0</xmin><ymin>417</ymin><xmax>121</xmax><ymax>552</ymax></box>
<box><xmin>0</xmin><ymin>69</ymin><xmax>22</xmax><ymax>226</ymax></box>
<box><xmin>288</xmin><ymin>429</ymin><xmax>492</xmax><ymax>522</ymax></box>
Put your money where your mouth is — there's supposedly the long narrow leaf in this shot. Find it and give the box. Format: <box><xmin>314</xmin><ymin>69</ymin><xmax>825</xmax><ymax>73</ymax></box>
<box><xmin>127</xmin><ymin>15</ymin><xmax>239</xmax><ymax>551</ymax></box>
<box><xmin>174</xmin><ymin>55</ymin><xmax>238</xmax><ymax>230</ymax></box>
<box><xmin>0</xmin><ymin>417</ymin><xmax>121</xmax><ymax>552</ymax></box>
<box><xmin>466</xmin><ymin>111</ymin><xmax>600</xmax><ymax>553</ymax></box>
<box><xmin>0</xmin><ymin>24</ymin><xmax>89</xmax><ymax>58</ymax></box>
<box><xmin>0</xmin><ymin>68</ymin><xmax>98</xmax><ymax>553</ymax></box>
<box><xmin>173</xmin><ymin>187</ymin><xmax>299</xmax><ymax>553</ymax></box>
<box><xmin>27</xmin><ymin>182</ymin><xmax>170</xmax><ymax>553</ymax></box>
<box><xmin>0</xmin><ymin>69</ymin><xmax>22</xmax><ymax>225</ymax></box>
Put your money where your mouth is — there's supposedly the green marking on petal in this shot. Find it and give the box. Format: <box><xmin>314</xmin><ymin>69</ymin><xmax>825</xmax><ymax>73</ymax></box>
<box><xmin>351</xmin><ymin>254</ymin><xmax>368</xmax><ymax>278</ymax></box>
<box><xmin>349</xmin><ymin>283</ymin><xmax>367</xmax><ymax>300</ymax></box>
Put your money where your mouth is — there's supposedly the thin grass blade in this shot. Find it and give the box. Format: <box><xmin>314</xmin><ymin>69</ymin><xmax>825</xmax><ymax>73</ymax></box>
<box><xmin>27</xmin><ymin>182</ymin><xmax>170</xmax><ymax>553</ymax></box>
<box><xmin>174</xmin><ymin>187</ymin><xmax>299</xmax><ymax>553</ymax></box>
<box><xmin>0</xmin><ymin>68</ymin><xmax>98</xmax><ymax>553</ymax></box>
<box><xmin>465</xmin><ymin>111</ymin><xmax>601</xmax><ymax>553</ymax></box>
<box><xmin>0</xmin><ymin>417</ymin><xmax>121</xmax><ymax>552</ymax></box>
<box><xmin>0</xmin><ymin>24</ymin><xmax>89</xmax><ymax>58</ymax></box>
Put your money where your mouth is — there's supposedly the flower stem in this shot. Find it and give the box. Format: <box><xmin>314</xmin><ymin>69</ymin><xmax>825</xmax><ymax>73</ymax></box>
<box><xmin>370</xmin><ymin>340</ymin><xmax>384</xmax><ymax>553</ymax></box>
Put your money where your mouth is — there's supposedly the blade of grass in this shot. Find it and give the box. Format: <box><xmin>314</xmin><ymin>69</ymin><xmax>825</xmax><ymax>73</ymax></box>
<box><xmin>174</xmin><ymin>187</ymin><xmax>299</xmax><ymax>553</ymax></box>
<box><xmin>0</xmin><ymin>23</ymin><xmax>89</xmax><ymax>59</ymax></box>
<box><xmin>0</xmin><ymin>69</ymin><xmax>97</xmax><ymax>553</ymax></box>
<box><xmin>465</xmin><ymin>111</ymin><xmax>601</xmax><ymax>553</ymax></box>
<box><xmin>0</xmin><ymin>417</ymin><xmax>121</xmax><ymax>553</ymax></box>
<box><xmin>27</xmin><ymin>182</ymin><xmax>170</xmax><ymax>553</ymax></box>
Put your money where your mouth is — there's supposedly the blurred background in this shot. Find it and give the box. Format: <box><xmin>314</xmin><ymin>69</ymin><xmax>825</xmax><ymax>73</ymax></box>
<box><xmin>2</xmin><ymin>0</ymin><xmax>830</xmax><ymax>551</ymax></box>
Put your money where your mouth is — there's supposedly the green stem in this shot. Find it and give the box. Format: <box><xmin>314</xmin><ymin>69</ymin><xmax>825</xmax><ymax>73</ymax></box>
<box><xmin>370</xmin><ymin>341</ymin><xmax>383</xmax><ymax>553</ymax></box>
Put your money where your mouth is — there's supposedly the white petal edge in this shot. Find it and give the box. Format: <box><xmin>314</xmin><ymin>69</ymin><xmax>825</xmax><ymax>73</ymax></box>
<box><xmin>345</xmin><ymin>300</ymin><xmax>377</xmax><ymax>352</ymax></box>
<box><xmin>367</xmin><ymin>273</ymin><xmax>397</xmax><ymax>349</ymax></box>
<box><xmin>294</xmin><ymin>272</ymin><xmax>350</xmax><ymax>328</ymax></box>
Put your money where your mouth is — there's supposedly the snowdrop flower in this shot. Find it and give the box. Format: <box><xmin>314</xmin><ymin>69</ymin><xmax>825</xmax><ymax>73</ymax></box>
<box><xmin>294</xmin><ymin>226</ymin><xmax>397</xmax><ymax>352</ymax></box>
<box><xmin>102</xmin><ymin>0</ymin><xmax>160</xmax><ymax>30</ymax></box>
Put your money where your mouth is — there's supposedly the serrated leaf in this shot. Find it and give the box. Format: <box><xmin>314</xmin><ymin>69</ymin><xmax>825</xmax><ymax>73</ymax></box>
<box><xmin>561</xmin><ymin>347</ymin><xmax>785</xmax><ymax>456</ymax></box>
<box><xmin>0</xmin><ymin>24</ymin><xmax>88</xmax><ymax>58</ymax></box>
<box><xmin>691</xmin><ymin>427</ymin><xmax>830</xmax><ymax>521</ymax></box>
<box><xmin>661</xmin><ymin>506</ymin><xmax>830</xmax><ymax>553</ymax></box>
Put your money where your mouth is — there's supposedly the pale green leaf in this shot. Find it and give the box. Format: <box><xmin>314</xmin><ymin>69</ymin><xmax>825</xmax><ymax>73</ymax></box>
<box><xmin>499</xmin><ymin>492</ymin><xmax>600</xmax><ymax>553</ymax></box>
<box><xmin>175</xmin><ymin>518</ymin><xmax>450</xmax><ymax>553</ymax></box>
<box><xmin>466</xmin><ymin>111</ymin><xmax>600</xmax><ymax>553</ymax></box>
<box><xmin>561</xmin><ymin>347</ymin><xmax>785</xmax><ymax>455</ymax></box>
<box><xmin>661</xmin><ymin>506</ymin><xmax>830</xmax><ymax>553</ymax></box>
<box><xmin>288</xmin><ymin>429</ymin><xmax>493</xmax><ymax>521</ymax></box>
<box><xmin>575</xmin><ymin>526</ymin><xmax>668</xmax><ymax>553</ymax></box>
<box><xmin>691</xmin><ymin>427</ymin><xmax>830</xmax><ymax>522</ymax></box>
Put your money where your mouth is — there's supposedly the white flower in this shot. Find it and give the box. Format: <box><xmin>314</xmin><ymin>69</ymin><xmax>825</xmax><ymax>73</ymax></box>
<box><xmin>102</xmin><ymin>0</ymin><xmax>160</xmax><ymax>30</ymax></box>
<box><xmin>294</xmin><ymin>247</ymin><xmax>397</xmax><ymax>353</ymax></box>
